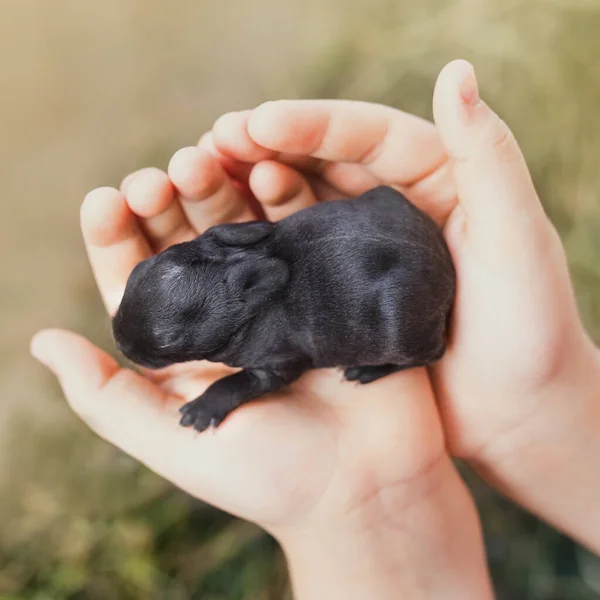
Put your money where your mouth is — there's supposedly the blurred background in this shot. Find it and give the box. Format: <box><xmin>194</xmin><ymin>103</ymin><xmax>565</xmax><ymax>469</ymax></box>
<box><xmin>2</xmin><ymin>0</ymin><xmax>600</xmax><ymax>598</ymax></box>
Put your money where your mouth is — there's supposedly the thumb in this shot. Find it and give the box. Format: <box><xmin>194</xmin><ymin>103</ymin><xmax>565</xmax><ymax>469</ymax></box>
<box><xmin>31</xmin><ymin>328</ymin><xmax>121</xmax><ymax>409</ymax></box>
<box><xmin>30</xmin><ymin>329</ymin><xmax>178</xmax><ymax>463</ymax></box>
<box><xmin>433</xmin><ymin>60</ymin><xmax>546</xmax><ymax>240</ymax></box>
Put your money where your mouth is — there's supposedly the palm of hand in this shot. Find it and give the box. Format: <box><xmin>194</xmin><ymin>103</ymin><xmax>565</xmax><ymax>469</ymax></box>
<box><xmin>32</xmin><ymin>143</ymin><xmax>444</xmax><ymax>533</ymax></box>
<box><xmin>35</xmin><ymin>70</ymin><xmax>589</xmax><ymax>530</ymax></box>
<box><xmin>142</xmin><ymin>356</ymin><xmax>440</xmax><ymax>529</ymax></box>
<box><xmin>207</xmin><ymin>96</ymin><xmax>589</xmax><ymax>462</ymax></box>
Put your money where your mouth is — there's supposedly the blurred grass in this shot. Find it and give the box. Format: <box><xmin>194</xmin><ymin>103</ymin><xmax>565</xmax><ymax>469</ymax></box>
<box><xmin>2</xmin><ymin>0</ymin><xmax>600</xmax><ymax>598</ymax></box>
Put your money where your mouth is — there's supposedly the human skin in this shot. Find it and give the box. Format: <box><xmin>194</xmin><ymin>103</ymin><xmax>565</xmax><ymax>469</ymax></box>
<box><xmin>30</xmin><ymin>63</ymin><xmax>494</xmax><ymax>598</ymax></box>
<box><xmin>206</xmin><ymin>59</ymin><xmax>600</xmax><ymax>554</ymax></box>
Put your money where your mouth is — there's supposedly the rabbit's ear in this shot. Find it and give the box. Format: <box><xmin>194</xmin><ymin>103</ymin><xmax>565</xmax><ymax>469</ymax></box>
<box><xmin>210</xmin><ymin>221</ymin><xmax>275</xmax><ymax>247</ymax></box>
<box><xmin>226</xmin><ymin>256</ymin><xmax>289</xmax><ymax>312</ymax></box>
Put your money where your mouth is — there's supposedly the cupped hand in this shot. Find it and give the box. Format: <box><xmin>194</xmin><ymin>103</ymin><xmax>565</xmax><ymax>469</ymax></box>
<box><xmin>208</xmin><ymin>59</ymin><xmax>595</xmax><ymax>464</ymax></box>
<box><xmin>31</xmin><ymin>145</ymin><xmax>447</xmax><ymax>538</ymax></box>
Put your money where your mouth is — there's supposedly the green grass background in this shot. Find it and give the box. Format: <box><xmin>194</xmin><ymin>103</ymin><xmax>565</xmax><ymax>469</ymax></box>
<box><xmin>1</xmin><ymin>0</ymin><xmax>600</xmax><ymax>598</ymax></box>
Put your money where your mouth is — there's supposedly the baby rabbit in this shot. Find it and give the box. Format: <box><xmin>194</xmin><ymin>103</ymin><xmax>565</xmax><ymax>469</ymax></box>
<box><xmin>112</xmin><ymin>186</ymin><xmax>455</xmax><ymax>432</ymax></box>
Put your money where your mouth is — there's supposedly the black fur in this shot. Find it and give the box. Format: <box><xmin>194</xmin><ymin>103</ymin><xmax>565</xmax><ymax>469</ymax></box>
<box><xmin>112</xmin><ymin>186</ymin><xmax>455</xmax><ymax>432</ymax></box>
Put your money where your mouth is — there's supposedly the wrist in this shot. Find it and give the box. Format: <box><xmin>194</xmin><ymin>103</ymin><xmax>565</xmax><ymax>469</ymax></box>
<box><xmin>472</xmin><ymin>334</ymin><xmax>600</xmax><ymax>552</ymax></box>
<box><xmin>275</xmin><ymin>455</ymin><xmax>493</xmax><ymax>600</ymax></box>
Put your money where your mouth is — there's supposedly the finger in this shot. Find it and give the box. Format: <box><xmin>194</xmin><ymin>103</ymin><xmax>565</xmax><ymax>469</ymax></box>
<box><xmin>168</xmin><ymin>147</ymin><xmax>256</xmax><ymax>233</ymax></box>
<box><xmin>305</xmin><ymin>175</ymin><xmax>349</xmax><ymax>203</ymax></box>
<box><xmin>198</xmin><ymin>130</ymin><xmax>254</xmax><ymax>185</ymax></box>
<box><xmin>213</xmin><ymin>109</ymin><xmax>377</xmax><ymax>205</ymax></box>
<box><xmin>81</xmin><ymin>187</ymin><xmax>152</xmax><ymax>315</ymax></box>
<box><xmin>32</xmin><ymin>328</ymin><xmax>131</xmax><ymax>420</ymax></box>
<box><xmin>123</xmin><ymin>168</ymin><xmax>195</xmax><ymax>251</ymax></box>
<box><xmin>198</xmin><ymin>131</ymin><xmax>260</xmax><ymax>214</ymax></box>
<box><xmin>403</xmin><ymin>156</ymin><xmax>457</xmax><ymax>227</ymax></box>
<box><xmin>213</xmin><ymin>110</ymin><xmax>324</xmax><ymax>173</ymax></box>
<box><xmin>120</xmin><ymin>169</ymin><xmax>146</xmax><ymax>193</ymax></box>
<box><xmin>247</xmin><ymin>100</ymin><xmax>447</xmax><ymax>190</ymax></box>
<box><xmin>212</xmin><ymin>110</ymin><xmax>277</xmax><ymax>163</ymax></box>
<box><xmin>318</xmin><ymin>161</ymin><xmax>381</xmax><ymax>198</ymax></box>
<box><xmin>249</xmin><ymin>161</ymin><xmax>318</xmax><ymax>220</ymax></box>
<box><xmin>30</xmin><ymin>329</ymin><xmax>194</xmax><ymax>487</ymax></box>
<box><xmin>212</xmin><ymin>110</ymin><xmax>333</xmax><ymax>176</ymax></box>
<box><xmin>433</xmin><ymin>60</ymin><xmax>546</xmax><ymax>240</ymax></box>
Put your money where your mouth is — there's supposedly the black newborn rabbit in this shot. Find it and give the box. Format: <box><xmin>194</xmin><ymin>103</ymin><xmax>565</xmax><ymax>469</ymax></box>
<box><xmin>112</xmin><ymin>186</ymin><xmax>455</xmax><ymax>432</ymax></box>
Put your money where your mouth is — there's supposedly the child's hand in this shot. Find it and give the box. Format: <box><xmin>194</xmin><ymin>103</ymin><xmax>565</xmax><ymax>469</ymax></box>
<box><xmin>209</xmin><ymin>60</ymin><xmax>600</xmax><ymax>551</ymax></box>
<box><xmin>31</xmin><ymin>150</ymin><xmax>492</xmax><ymax>598</ymax></box>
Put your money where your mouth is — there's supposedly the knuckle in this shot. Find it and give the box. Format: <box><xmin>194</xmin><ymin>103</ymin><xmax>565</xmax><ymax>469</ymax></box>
<box><xmin>490</xmin><ymin>116</ymin><xmax>521</xmax><ymax>164</ymax></box>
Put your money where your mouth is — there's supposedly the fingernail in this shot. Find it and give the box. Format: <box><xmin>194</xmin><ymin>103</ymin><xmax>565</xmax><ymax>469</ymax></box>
<box><xmin>458</xmin><ymin>61</ymin><xmax>480</xmax><ymax>108</ymax></box>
